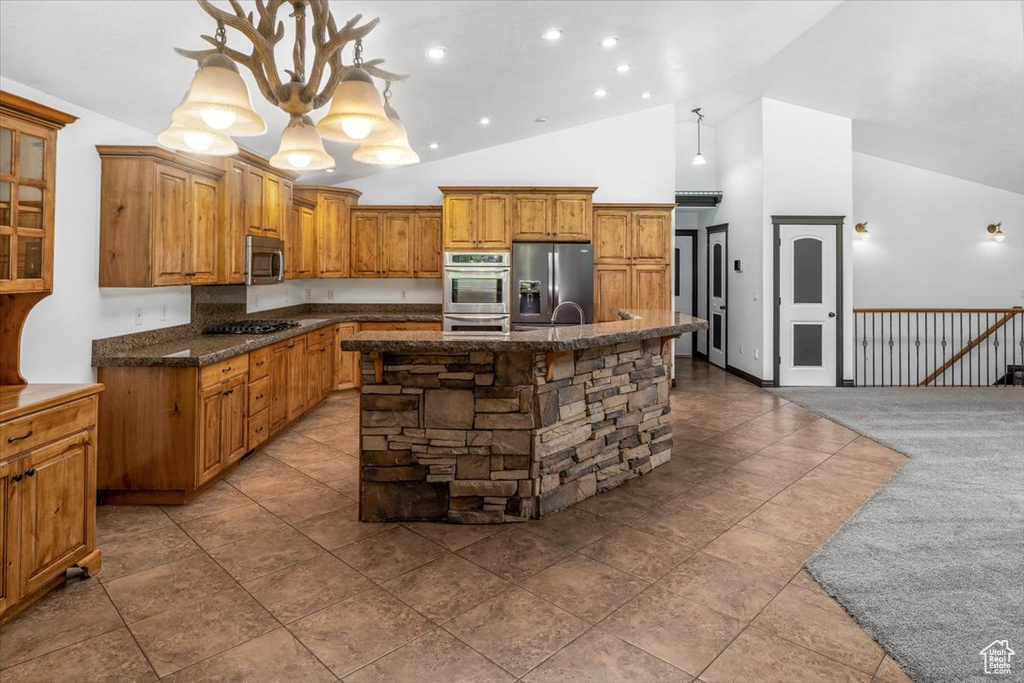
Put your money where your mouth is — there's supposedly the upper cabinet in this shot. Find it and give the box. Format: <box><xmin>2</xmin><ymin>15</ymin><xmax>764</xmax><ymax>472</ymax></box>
<box><xmin>292</xmin><ymin>186</ymin><xmax>361</xmax><ymax>278</ymax></box>
<box><xmin>97</xmin><ymin>146</ymin><xmax>225</xmax><ymax>287</ymax></box>
<box><xmin>0</xmin><ymin>91</ymin><xmax>77</xmax><ymax>294</ymax></box>
<box><xmin>441</xmin><ymin>187</ymin><xmax>594</xmax><ymax>251</ymax></box>
<box><xmin>593</xmin><ymin>204</ymin><xmax>673</xmax><ymax>265</ymax></box>
<box><xmin>350</xmin><ymin>206</ymin><xmax>442</xmax><ymax>279</ymax></box>
<box><xmin>286</xmin><ymin>194</ymin><xmax>316</xmax><ymax>279</ymax></box>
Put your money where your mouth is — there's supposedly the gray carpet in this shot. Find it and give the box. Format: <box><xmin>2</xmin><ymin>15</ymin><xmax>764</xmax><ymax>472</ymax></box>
<box><xmin>770</xmin><ymin>387</ymin><xmax>1024</xmax><ymax>683</ymax></box>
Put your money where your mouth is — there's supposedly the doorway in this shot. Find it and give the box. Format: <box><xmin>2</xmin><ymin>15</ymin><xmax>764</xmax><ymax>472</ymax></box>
<box><xmin>706</xmin><ymin>224</ymin><xmax>728</xmax><ymax>369</ymax></box>
<box><xmin>674</xmin><ymin>229</ymin><xmax>698</xmax><ymax>357</ymax></box>
<box><xmin>773</xmin><ymin>216</ymin><xmax>844</xmax><ymax>386</ymax></box>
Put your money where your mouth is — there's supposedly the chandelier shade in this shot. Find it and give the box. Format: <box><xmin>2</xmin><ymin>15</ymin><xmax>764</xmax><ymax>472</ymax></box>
<box><xmin>270</xmin><ymin>115</ymin><xmax>336</xmax><ymax>171</ymax></box>
<box><xmin>351</xmin><ymin>104</ymin><xmax>419</xmax><ymax>166</ymax></box>
<box><xmin>317</xmin><ymin>67</ymin><xmax>398</xmax><ymax>144</ymax></box>
<box><xmin>157</xmin><ymin>121</ymin><xmax>239</xmax><ymax>156</ymax></box>
<box><xmin>172</xmin><ymin>53</ymin><xmax>266</xmax><ymax>136</ymax></box>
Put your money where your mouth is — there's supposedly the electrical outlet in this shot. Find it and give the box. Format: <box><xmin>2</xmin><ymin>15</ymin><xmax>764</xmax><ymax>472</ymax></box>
<box><xmin>134</xmin><ymin>307</ymin><xmax>143</xmax><ymax>326</ymax></box>
<box><xmin>753</xmin><ymin>348</ymin><xmax>759</xmax><ymax>360</ymax></box>
<box><xmin>159</xmin><ymin>304</ymin><xmax>168</xmax><ymax>322</ymax></box>
<box><xmin>304</xmin><ymin>288</ymin><xmax>312</xmax><ymax>302</ymax></box>
<box><xmin>753</xmin><ymin>290</ymin><xmax>759</xmax><ymax>302</ymax></box>
<box><xmin>254</xmin><ymin>294</ymin><xmax>260</xmax><ymax>309</ymax></box>
<box><xmin>400</xmin><ymin>289</ymin><xmax>407</xmax><ymax>300</ymax></box>
<box><xmin>327</xmin><ymin>289</ymin><xmax>335</xmax><ymax>301</ymax></box>
<box><xmin>284</xmin><ymin>291</ymin><xmax>291</xmax><ymax>304</ymax></box>
<box><xmin>739</xmin><ymin>343</ymin><xmax>744</xmax><ymax>354</ymax></box>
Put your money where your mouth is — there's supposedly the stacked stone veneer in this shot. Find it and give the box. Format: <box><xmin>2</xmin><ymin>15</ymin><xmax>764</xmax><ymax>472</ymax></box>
<box><xmin>358</xmin><ymin>337</ymin><xmax>672</xmax><ymax>523</ymax></box>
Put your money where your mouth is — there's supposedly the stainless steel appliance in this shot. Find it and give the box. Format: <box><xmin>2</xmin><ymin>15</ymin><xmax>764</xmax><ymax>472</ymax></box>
<box><xmin>245</xmin><ymin>235</ymin><xmax>285</xmax><ymax>285</ymax></box>
<box><xmin>512</xmin><ymin>242</ymin><xmax>594</xmax><ymax>328</ymax></box>
<box><xmin>442</xmin><ymin>251</ymin><xmax>510</xmax><ymax>333</ymax></box>
<box><xmin>204</xmin><ymin>320</ymin><xmax>300</xmax><ymax>335</ymax></box>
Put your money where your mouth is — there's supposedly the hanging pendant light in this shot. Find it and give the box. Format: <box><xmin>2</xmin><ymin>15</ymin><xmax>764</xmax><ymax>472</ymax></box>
<box><xmin>270</xmin><ymin>115</ymin><xmax>336</xmax><ymax>171</ymax></box>
<box><xmin>157</xmin><ymin>120</ymin><xmax>239</xmax><ymax>156</ymax></box>
<box><xmin>692</xmin><ymin>107</ymin><xmax>707</xmax><ymax>166</ymax></box>
<box><xmin>171</xmin><ymin>24</ymin><xmax>265</xmax><ymax>137</ymax></box>
<box><xmin>351</xmin><ymin>104</ymin><xmax>419</xmax><ymax>166</ymax></box>
<box><xmin>317</xmin><ymin>40</ymin><xmax>398</xmax><ymax>144</ymax></box>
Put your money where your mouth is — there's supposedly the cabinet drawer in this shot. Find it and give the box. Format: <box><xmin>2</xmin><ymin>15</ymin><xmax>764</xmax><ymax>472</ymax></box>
<box><xmin>249</xmin><ymin>347</ymin><xmax>271</xmax><ymax>381</ymax></box>
<box><xmin>248</xmin><ymin>408</ymin><xmax>270</xmax><ymax>450</ymax></box>
<box><xmin>200</xmin><ymin>356</ymin><xmax>249</xmax><ymax>387</ymax></box>
<box><xmin>248</xmin><ymin>376</ymin><xmax>270</xmax><ymax>414</ymax></box>
<box><xmin>305</xmin><ymin>327</ymin><xmax>333</xmax><ymax>345</ymax></box>
<box><xmin>1</xmin><ymin>396</ymin><xmax>97</xmax><ymax>459</ymax></box>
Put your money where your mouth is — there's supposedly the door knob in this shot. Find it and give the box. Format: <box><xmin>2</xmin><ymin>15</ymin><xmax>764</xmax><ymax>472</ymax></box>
<box><xmin>828</xmin><ymin>312</ymin><xmax>836</xmax><ymax>318</ymax></box>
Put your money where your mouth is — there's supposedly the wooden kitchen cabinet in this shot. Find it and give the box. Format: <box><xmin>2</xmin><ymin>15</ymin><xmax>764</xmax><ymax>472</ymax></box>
<box><xmin>593</xmin><ymin>209</ymin><xmax>630</xmax><ymax>262</ymax></box>
<box><xmin>0</xmin><ymin>384</ymin><xmax>103</xmax><ymax>623</ymax></box>
<box><xmin>349</xmin><ymin>210</ymin><xmax>381</xmax><ymax>277</ymax></box>
<box><xmin>595</xmin><ymin>265</ymin><xmax>632</xmax><ymax>324</ymax></box>
<box><xmin>633</xmin><ymin>264</ymin><xmax>671</xmax><ymax>311</ymax></box>
<box><xmin>444</xmin><ymin>187</ymin><xmax>594</xmax><ymax>248</ymax></box>
<box><xmin>293</xmin><ymin>186</ymin><xmax>361</xmax><ymax>278</ymax></box>
<box><xmin>219</xmin><ymin>159</ymin><xmax>249</xmax><ymax>283</ymax></box>
<box><xmin>511</xmin><ymin>194</ymin><xmax>549</xmax><ymax>241</ymax></box>
<box><xmin>477</xmin><ymin>194</ymin><xmax>510</xmax><ymax>249</ymax></box>
<box><xmin>305</xmin><ymin>333</ymin><xmax>333</xmax><ymax>409</ymax></box>
<box><xmin>286</xmin><ymin>337</ymin><xmax>307</xmax><ymax>423</ymax></box>
<box><xmin>286</xmin><ymin>195</ymin><xmax>316</xmax><ymax>279</ymax></box>
<box><xmin>351</xmin><ymin>207</ymin><xmax>439</xmax><ymax>278</ymax></box>
<box><xmin>382</xmin><ymin>213</ymin><xmax>414</xmax><ymax>277</ymax></box>
<box><xmin>97</xmin><ymin>146</ymin><xmax>225</xmax><ymax>287</ymax></box>
<box><xmin>633</xmin><ymin>210</ymin><xmax>672</xmax><ymax>263</ymax></box>
<box><xmin>441</xmin><ymin>191</ymin><xmax>510</xmax><ymax>250</ymax></box>
<box><xmin>197</xmin><ymin>371</ymin><xmax>247</xmax><ymax>487</ymax></box>
<box><xmin>335</xmin><ymin>323</ymin><xmax>360</xmax><ymax>390</ymax></box>
<box><xmin>413</xmin><ymin>211</ymin><xmax>442</xmax><ymax>278</ymax></box>
<box><xmin>269</xmin><ymin>342</ymin><xmax>290</xmax><ymax>433</ymax></box>
<box><xmin>442</xmin><ymin>193</ymin><xmax>476</xmax><ymax>250</ymax></box>
<box><xmin>592</xmin><ymin>204</ymin><xmax>674</xmax><ymax>321</ymax></box>
<box><xmin>551</xmin><ymin>193</ymin><xmax>592</xmax><ymax>240</ymax></box>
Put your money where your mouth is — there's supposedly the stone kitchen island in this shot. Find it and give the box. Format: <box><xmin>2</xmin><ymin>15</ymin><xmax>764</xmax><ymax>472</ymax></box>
<box><xmin>342</xmin><ymin>311</ymin><xmax>707</xmax><ymax>523</ymax></box>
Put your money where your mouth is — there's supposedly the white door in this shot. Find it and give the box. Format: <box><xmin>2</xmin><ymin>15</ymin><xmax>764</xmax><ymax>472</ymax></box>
<box><xmin>674</xmin><ymin>234</ymin><xmax>695</xmax><ymax>356</ymax></box>
<box><xmin>708</xmin><ymin>231</ymin><xmax>726</xmax><ymax>369</ymax></box>
<box><xmin>779</xmin><ymin>225</ymin><xmax>837</xmax><ymax>386</ymax></box>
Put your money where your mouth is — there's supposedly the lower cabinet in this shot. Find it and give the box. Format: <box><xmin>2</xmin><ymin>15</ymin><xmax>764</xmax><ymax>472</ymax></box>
<box><xmin>0</xmin><ymin>385</ymin><xmax>103</xmax><ymax>623</ymax></box>
<box><xmin>197</xmin><ymin>372</ymin><xmax>247</xmax><ymax>487</ymax></box>
<box><xmin>594</xmin><ymin>264</ymin><xmax>671</xmax><ymax>322</ymax></box>
<box><xmin>335</xmin><ymin>323</ymin><xmax>360</xmax><ymax>390</ymax></box>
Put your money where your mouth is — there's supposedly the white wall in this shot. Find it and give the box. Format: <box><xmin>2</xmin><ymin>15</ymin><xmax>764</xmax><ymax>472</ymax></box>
<box><xmin>852</xmin><ymin>152</ymin><xmax>1024</xmax><ymax>308</ymax></box>
<box><xmin>247</xmin><ymin>278</ymin><xmax>442</xmax><ymax>312</ymax></box>
<box><xmin>762</xmin><ymin>99</ymin><xmax>854</xmax><ymax>382</ymax></box>
<box><xmin>341</xmin><ymin>106</ymin><xmax>677</xmax><ymax>205</ymax></box>
<box><xmin>2</xmin><ymin>77</ymin><xmax>192</xmax><ymax>384</ymax></box>
<box><xmin>676</xmin><ymin>120</ymin><xmax>718</xmax><ymax>191</ymax></box>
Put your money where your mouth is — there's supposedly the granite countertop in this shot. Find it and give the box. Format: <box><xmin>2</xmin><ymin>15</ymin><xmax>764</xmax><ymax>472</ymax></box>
<box><xmin>342</xmin><ymin>310</ymin><xmax>707</xmax><ymax>353</ymax></box>
<box><xmin>93</xmin><ymin>309</ymin><xmax>443</xmax><ymax>368</ymax></box>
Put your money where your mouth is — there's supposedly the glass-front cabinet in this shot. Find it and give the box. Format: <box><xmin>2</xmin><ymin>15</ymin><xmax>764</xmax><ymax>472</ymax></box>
<box><xmin>0</xmin><ymin>91</ymin><xmax>76</xmax><ymax>294</ymax></box>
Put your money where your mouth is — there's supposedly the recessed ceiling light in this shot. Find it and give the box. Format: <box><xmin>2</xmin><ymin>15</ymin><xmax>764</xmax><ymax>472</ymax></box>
<box><xmin>640</xmin><ymin>91</ymin><xmax>652</xmax><ymax>99</ymax></box>
<box><xmin>478</xmin><ymin>117</ymin><xmax>492</xmax><ymax>125</ymax></box>
<box><xmin>428</xmin><ymin>142</ymin><xmax>439</xmax><ymax>149</ymax></box>
<box><xmin>535</xmin><ymin>116</ymin><xmax>548</xmax><ymax>123</ymax></box>
<box><xmin>425</xmin><ymin>46</ymin><xmax>447</xmax><ymax>60</ymax></box>
<box><xmin>593</xmin><ymin>89</ymin><xmax>607</xmax><ymax>98</ymax></box>
<box><xmin>600</xmin><ymin>36</ymin><xmax>618</xmax><ymax>48</ymax></box>
<box><xmin>616</xmin><ymin>63</ymin><xmax>631</xmax><ymax>73</ymax></box>
<box><xmin>542</xmin><ymin>29</ymin><xmax>562</xmax><ymax>41</ymax></box>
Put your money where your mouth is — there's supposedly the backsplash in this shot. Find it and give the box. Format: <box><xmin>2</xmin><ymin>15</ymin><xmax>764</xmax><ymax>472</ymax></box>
<box><xmin>246</xmin><ymin>278</ymin><xmax>442</xmax><ymax>313</ymax></box>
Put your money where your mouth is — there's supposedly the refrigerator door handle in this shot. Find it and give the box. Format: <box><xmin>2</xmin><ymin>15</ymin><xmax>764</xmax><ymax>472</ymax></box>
<box><xmin>547</xmin><ymin>250</ymin><xmax>556</xmax><ymax>309</ymax></box>
<box><xmin>552</xmin><ymin>250</ymin><xmax>560</xmax><ymax>308</ymax></box>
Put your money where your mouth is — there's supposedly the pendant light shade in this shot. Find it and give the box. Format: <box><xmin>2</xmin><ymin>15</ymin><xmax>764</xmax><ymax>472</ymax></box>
<box><xmin>692</xmin><ymin>152</ymin><xmax>706</xmax><ymax>166</ymax></box>
<box><xmin>270</xmin><ymin>115</ymin><xmax>336</xmax><ymax>171</ymax></box>
<box><xmin>317</xmin><ymin>67</ymin><xmax>398</xmax><ymax>144</ymax></box>
<box><xmin>351</xmin><ymin>104</ymin><xmax>419</xmax><ymax>166</ymax></box>
<box><xmin>172</xmin><ymin>53</ymin><xmax>266</xmax><ymax>136</ymax></box>
<box><xmin>157</xmin><ymin>121</ymin><xmax>239</xmax><ymax>156</ymax></box>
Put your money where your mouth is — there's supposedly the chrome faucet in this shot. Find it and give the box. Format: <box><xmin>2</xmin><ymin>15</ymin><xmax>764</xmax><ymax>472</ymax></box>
<box><xmin>551</xmin><ymin>300</ymin><xmax>585</xmax><ymax>326</ymax></box>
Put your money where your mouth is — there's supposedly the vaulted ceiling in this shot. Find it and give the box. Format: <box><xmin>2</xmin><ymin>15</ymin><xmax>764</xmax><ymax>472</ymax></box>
<box><xmin>1</xmin><ymin>1</ymin><xmax>1020</xmax><ymax>192</ymax></box>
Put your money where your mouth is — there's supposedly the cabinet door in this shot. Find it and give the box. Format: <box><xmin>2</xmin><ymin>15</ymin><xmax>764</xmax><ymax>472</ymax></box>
<box><xmin>221</xmin><ymin>375</ymin><xmax>248</xmax><ymax>464</ymax></box>
<box><xmin>633</xmin><ymin>264</ymin><xmax>671</xmax><ymax>311</ymax></box>
<box><xmin>477</xmin><ymin>194</ymin><xmax>510</xmax><ymax>249</ymax></box>
<box><xmin>246</xmin><ymin>167</ymin><xmax>265</xmax><ymax>234</ymax></box>
<box><xmin>189</xmin><ymin>175</ymin><xmax>219</xmax><ymax>284</ymax></box>
<box><xmin>263</xmin><ymin>174</ymin><xmax>282</xmax><ymax>238</ymax></box>
<box><xmin>153</xmin><ymin>164</ymin><xmax>190</xmax><ymax>286</ymax></box>
<box><xmin>269</xmin><ymin>343</ymin><xmax>289</xmax><ymax>432</ymax></box>
<box><xmin>0</xmin><ymin>456</ymin><xmax>20</xmax><ymax>615</ymax></box>
<box><xmin>305</xmin><ymin>343</ymin><xmax>322</xmax><ymax>409</ymax></box>
<box><xmin>595</xmin><ymin>265</ymin><xmax>632</xmax><ymax>323</ymax></box>
<box><xmin>197</xmin><ymin>383</ymin><xmax>224</xmax><ymax>486</ymax></box>
<box><xmin>633</xmin><ymin>211</ymin><xmax>671</xmax><ymax>263</ymax></box>
<box><xmin>552</xmin><ymin>194</ymin><xmax>591</xmax><ymax>241</ymax></box>
<box><xmin>285</xmin><ymin>204</ymin><xmax>302</xmax><ymax>279</ymax></box>
<box><xmin>511</xmin><ymin>194</ymin><xmax>550</xmax><ymax>241</ymax></box>
<box><xmin>382</xmin><ymin>212</ymin><xmax>413</xmax><ymax>277</ymax></box>
<box><xmin>221</xmin><ymin>160</ymin><xmax>247</xmax><ymax>283</ymax></box>
<box><xmin>349</xmin><ymin>211</ymin><xmax>381</xmax><ymax>278</ymax></box>
<box><xmin>319</xmin><ymin>344</ymin><xmax>334</xmax><ymax>400</ymax></box>
<box><xmin>413</xmin><ymin>212</ymin><xmax>442</xmax><ymax>278</ymax></box>
<box><xmin>299</xmin><ymin>206</ymin><xmax>316</xmax><ymax>277</ymax></box>
<box><xmin>18</xmin><ymin>431</ymin><xmax>94</xmax><ymax>595</ymax></box>
<box><xmin>593</xmin><ymin>210</ymin><xmax>630</xmax><ymax>263</ymax></box>
<box><xmin>443</xmin><ymin>194</ymin><xmax>476</xmax><ymax>250</ymax></box>
<box><xmin>335</xmin><ymin>323</ymin><xmax>359</xmax><ymax>390</ymax></box>
<box><xmin>286</xmin><ymin>338</ymin><xmax>307</xmax><ymax>422</ymax></box>
<box><xmin>318</xmin><ymin>196</ymin><xmax>350</xmax><ymax>278</ymax></box>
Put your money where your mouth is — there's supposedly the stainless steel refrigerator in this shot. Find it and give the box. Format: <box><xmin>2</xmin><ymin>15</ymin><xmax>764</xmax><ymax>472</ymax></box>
<box><xmin>512</xmin><ymin>242</ymin><xmax>594</xmax><ymax>328</ymax></box>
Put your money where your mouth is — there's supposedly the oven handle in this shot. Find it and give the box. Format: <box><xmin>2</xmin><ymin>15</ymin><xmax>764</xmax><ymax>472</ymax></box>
<box><xmin>444</xmin><ymin>314</ymin><xmax>509</xmax><ymax>321</ymax></box>
<box><xmin>444</xmin><ymin>267</ymin><xmax>510</xmax><ymax>274</ymax></box>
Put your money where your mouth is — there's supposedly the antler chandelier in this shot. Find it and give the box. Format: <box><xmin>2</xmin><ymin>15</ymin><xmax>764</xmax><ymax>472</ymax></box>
<box><xmin>158</xmin><ymin>0</ymin><xmax>419</xmax><ymax>170</ymax></box>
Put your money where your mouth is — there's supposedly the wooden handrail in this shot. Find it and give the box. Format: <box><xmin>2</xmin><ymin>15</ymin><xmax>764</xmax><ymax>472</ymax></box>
<box><xmin>919</xmin><ymin>307</ymin><xmax>1023</xmax><ymax>386</ymax></box>
<box><xmin>855</xmin><ymin>308</ymin><xmax>1023</xmax><ymax>314</ymax></box>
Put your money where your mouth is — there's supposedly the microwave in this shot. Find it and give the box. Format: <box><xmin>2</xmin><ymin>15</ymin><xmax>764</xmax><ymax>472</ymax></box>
<box><xmin>246</xmin><ymin>235</ymin><xmax>285</xmax><ymax>285</ymax></box>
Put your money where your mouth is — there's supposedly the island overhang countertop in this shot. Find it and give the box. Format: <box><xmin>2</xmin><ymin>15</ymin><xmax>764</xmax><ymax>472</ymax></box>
<box><xmin>342</xmin><ymin>310</ymin><xmax>707</xmax><ymax>353</ymax></box>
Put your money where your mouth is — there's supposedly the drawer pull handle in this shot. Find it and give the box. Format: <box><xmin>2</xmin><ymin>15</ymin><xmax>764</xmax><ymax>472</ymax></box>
<box><xmin>223</xmin><ymin>389</ymin><xmax>234</xmax><ymax>396</ymax></box>
<box><xmin>12</xmin><ymin>473</ymin><xmax>22</xmax><ymax>482</ymax></box>
<box><xmin>256</xmin><ymin>394</ymin><xmax>264</xmax><ymax>400</ymax></box>
<box><xmin>222</xmin><ymin>367</ymin><xmax>231</xmax><ymax>373</ymax></box>
<box><xmin>256</xmin><ymin>361</ymin><xmax>264</xmax><ymax>367</ymax></box>
<box><xmin>25</xmin><ymin>468</ymin><xmax>35</xmax><ymax>477</ymax></box>
<box><xmin>7</xmin><ymin>430</ymin><xmax>33</xmax><ymax>443</ymax></box>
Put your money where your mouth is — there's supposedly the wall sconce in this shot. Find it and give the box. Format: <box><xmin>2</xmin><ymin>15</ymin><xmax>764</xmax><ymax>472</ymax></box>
<box><xmin>987</xmin><ymin>223</ymin><xmax>1006</xmax><ymax>242</ymax></box>
<box><xmin>855</xmin><ymin>222</ymin><xmax>870</xmax><ymax>241</ymax></box>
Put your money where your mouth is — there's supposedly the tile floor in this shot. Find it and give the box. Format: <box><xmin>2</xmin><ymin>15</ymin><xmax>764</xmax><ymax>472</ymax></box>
<box><xmin>0</xmin><ymin>359</ymin><xmax>916</xmax><ymax>682</ymax></box>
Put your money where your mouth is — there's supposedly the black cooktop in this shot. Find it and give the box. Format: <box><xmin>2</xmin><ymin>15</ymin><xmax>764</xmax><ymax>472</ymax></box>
<box><xmin>204</xmin><ymin>320</ymin><xmax>302</xmax><ymax>335</ymax></box>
